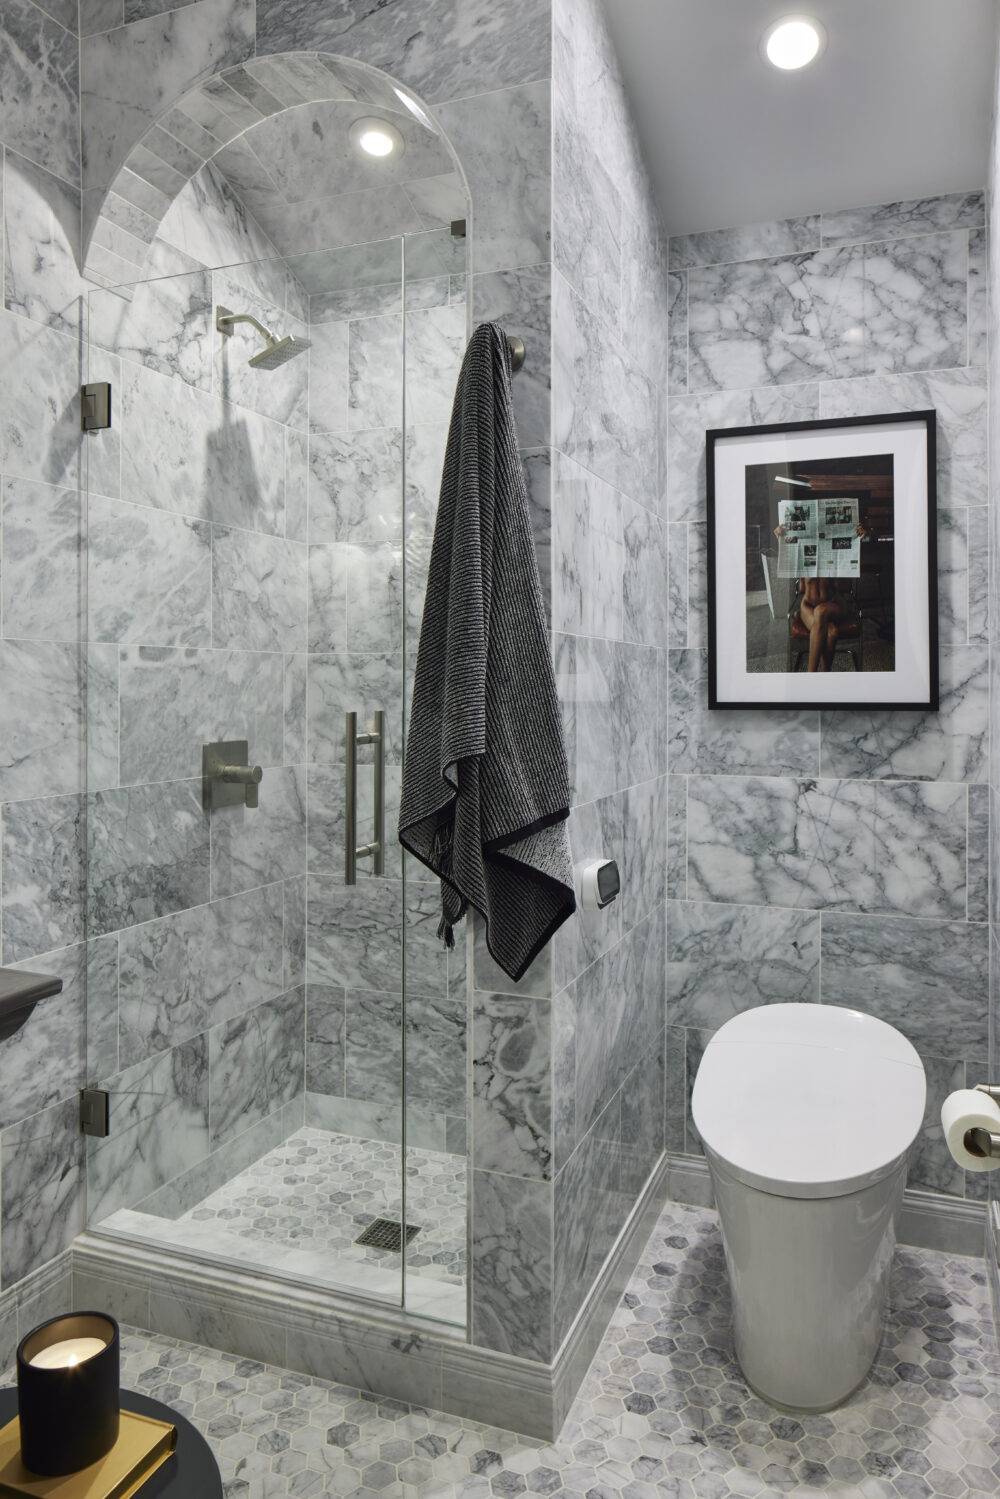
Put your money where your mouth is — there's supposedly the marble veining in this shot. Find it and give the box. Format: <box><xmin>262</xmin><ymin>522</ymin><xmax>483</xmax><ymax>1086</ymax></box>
<box><xmin>0</xmin><ymin>310</ymin><xmax>82</xmax><ymax>488</ymax></box>
<box><xmin>211</xmin><ymin>528</ymin><xmax>308</xmax><ymax>653</ymax></box>
<box><xmin>89</xmin><ymin>493</ymin><xmax>212</xmax><ymax>645</ymax></box>
<box><xmin>669</xmin><ymin>214</ymin><xmax>821</xmax><ymax>270</ymax></box>
<box><xmin>0</xmin><ymin>0</ymin><xmax>80</xmax><ymax>184</ymax></box>
<box><xmin>1</xmin><ymin>794</ymin><xmax>85</xmax><ymax>963</ymax></box>
<box><xmin>0</xmin><ymin>942</ymin><xmax>87</xmax><ymax>1130</ymax></box>
<box><xmin>1</xmin><ymin>1098</ymin><xmax>83</xmax><ymax>1287</ymax></box>
<box><xmin>1</xmin><ymin>478</ymin><xmax>82</xmax><ymax>643</ymax></box>
<box><xmin>668</xmin><ymin>901</ymin><xmax>820</xmax><ymax>1031</ymax></box>
<box><xmin>472</xmin><ymin>994</ymin><xmax>552</xmax><ymax>1180</ymax></box>
<box><xmin>820</xmin><ymin>190</ymin><xmax>985</xmax><ymax>246</ymax></box>
<box><xmin>864</xmin><ymin>230</ymin><xmax>968</xmax><ymax>374</ymax></box>
<box><xmin>87</xmin><ymin>779</ymin><xmax>209</xmax><ymax>935</ymax></box>
<box><xmin>471</xmin><ymin>1169</ymin><xmax>552</xmax><ymax>1362</ymax></box>
<box><xmin>0</xmin><ymin>640</ymin><xmax>81</xmax><ymax>803</ymax></box>
<box><xmin>209</xmin><ymin>988</ymin><xmax>305</xmax><ymax>1146</ymax></box>
<box><xmin>3</xmin><ymin>149</ymin><xmax>83</xmax><ymax>335</ymax></box>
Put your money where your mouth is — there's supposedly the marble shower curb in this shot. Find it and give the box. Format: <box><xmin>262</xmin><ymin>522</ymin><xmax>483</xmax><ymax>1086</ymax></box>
<box><xmin>667</xmin><ymin>1153</ymin><xmax>987</xmax><ymax>1258</ymax></box>
<box><xmin>69</xmin><ymin>1153</ymin><xmax>670</xmax><ymax>1440</ymax></box>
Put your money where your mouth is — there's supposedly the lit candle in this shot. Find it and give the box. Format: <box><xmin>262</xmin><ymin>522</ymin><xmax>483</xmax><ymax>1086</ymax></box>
<box><xmin>29</xmin><ymin>1337</ymin><xmax>107</xmax><ymax>1370</ymax></box>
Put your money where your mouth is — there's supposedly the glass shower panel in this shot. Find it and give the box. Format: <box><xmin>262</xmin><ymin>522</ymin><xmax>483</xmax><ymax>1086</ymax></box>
<box><xmin>400</xmin><ymin>226</ymin><xmax>471</xmax><ymax>1328</ymax></box>
<box><xmin>82</xmin><ymin>241</ymin><xmax>409</xmax><ymax>1310</ymax></box>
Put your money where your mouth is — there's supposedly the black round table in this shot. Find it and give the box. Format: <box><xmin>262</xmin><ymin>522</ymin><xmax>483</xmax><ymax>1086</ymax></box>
<box><xmin>0</xmin><ymin>1387</ymin><xmax>223</xmax><ymax>1496</ymax></box>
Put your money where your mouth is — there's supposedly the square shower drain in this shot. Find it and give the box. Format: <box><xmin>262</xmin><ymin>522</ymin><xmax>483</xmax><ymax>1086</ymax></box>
<box><xmin>354</xmin><ymin>1218</ymin><xmax>420</xmax><ymax>1251</ymax></box>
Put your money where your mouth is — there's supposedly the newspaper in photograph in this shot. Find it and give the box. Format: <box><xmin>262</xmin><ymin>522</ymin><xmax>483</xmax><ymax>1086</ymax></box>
<box><xmin>776</xmin><ymin>497</ymin><xmax>860</xmax><ymax>579</ymax></box>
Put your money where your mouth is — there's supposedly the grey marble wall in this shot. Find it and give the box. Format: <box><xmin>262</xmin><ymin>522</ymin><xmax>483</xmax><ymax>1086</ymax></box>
<box><xmin>467</xmin><ymin>0</ymin><xmax>670</xmax><ymax>1366</ymax></box>
<box><xmin>667</xmin><ymin>193</ymin><xmax>991</xmax><ymax>1204</ymax></box>
<box><xmin>987</xmin><ymin>51</ymin><xmax>1000</xmax><ymax>1266</ymax></box>
<box><xmin>0</xmin><ymin>0</ymin><xmax>88</xmax><ymax>1295</ymax></box>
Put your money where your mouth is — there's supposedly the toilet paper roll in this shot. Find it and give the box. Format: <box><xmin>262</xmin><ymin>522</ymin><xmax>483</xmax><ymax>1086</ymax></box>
<box><xmin>941</xmin><ymin>1088</ymin><xmax>1000</xmax><ymax>1172</ymax></box>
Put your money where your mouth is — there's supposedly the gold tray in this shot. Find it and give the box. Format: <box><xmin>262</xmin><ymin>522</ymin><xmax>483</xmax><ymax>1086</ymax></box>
<box><xmin>0</xmin><ymin>1409</ymin><xmax>176</xmax><ymax>1498</ymax></box>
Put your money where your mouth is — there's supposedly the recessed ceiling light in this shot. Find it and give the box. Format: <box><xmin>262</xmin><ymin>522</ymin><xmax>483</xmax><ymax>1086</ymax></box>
<box><xmin>762</xmin><ymin>15</ymin><xmax>825</xmax><ymax>70</ymax></box>
<box><xmin>349</xmin><ymin>117</ymin><xmax>405</xmax><ymax>158</ymax></box>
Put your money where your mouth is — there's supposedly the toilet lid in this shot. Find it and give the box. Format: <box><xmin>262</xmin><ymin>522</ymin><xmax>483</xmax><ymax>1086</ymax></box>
<box><xmin>691</xmin><ymin>1003</ymin><xmax>926</xmax><ymax>1200</ymax></box>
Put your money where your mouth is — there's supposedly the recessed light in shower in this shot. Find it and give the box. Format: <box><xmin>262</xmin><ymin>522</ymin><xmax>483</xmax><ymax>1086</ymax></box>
<box><xmin>350</xmin><ymin>117</ymin><xmax>405</xmax><ymax>158</ymax></box>
<box><xmin>762</xmin><ymin>15</ymin><xmax>825</xmax><ymax>70</ymax></box>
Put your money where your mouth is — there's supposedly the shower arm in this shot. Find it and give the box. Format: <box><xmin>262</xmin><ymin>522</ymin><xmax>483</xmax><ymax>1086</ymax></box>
<box><xmin>216</xmin><ymin>309</ymin><xmax>277</xmax><ymax>345</ymax></box>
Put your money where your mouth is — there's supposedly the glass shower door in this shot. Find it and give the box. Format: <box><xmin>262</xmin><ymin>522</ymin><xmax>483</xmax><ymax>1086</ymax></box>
<box><xmin>81</xmin><ymin>241</ymin><xmax>408</xmax><ymax>1312</ymax></box>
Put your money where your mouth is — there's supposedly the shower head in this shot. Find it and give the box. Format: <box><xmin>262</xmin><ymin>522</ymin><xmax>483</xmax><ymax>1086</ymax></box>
<box><xmin>248</xmin><ymin>334</ymin><xmax>311</xmax><ymax>369</ymax></box>
<box><xmin>216</xmin><ymin>306</ymin><xmax>312</xmax><ymax>371</ymax></box>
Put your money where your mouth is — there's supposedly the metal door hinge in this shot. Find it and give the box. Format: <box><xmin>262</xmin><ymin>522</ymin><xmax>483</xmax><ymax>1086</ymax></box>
<box><xmin>450</xmin><ymin>218</ymin><xmax>467</xmax><ymax>239</ymax></box>
<box><xmin>80</xmin><ymin>1087</ymin><xmax>109</xmax><ymax>1137</ymax></box>
<box><xmin>81</xmin><ymin>382</ymin><xmax>112</xmax><ymax>432</ymax></box>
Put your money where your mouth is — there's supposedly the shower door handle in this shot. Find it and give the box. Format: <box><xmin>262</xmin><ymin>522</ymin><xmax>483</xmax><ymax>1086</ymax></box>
<box><xmin>345</xmin><ymin>710</ymin><xmax>385</xmax><ymax>884</ymax></box>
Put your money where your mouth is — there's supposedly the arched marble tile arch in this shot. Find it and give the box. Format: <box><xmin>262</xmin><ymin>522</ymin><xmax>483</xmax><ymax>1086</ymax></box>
<box><xmin>81</xmin><ymin>52</ymin><xmax>471</xmax><ymax>288</ymax></box>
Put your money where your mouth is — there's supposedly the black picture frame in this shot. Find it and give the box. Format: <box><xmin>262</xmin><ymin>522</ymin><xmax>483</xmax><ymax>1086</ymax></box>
<box><xmin>705</xmin><ymin>410</ymin><xmax>938</xmax><ymax>712</ymax></box>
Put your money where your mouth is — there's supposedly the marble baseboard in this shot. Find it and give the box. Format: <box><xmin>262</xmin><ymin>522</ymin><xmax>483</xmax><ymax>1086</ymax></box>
<box><xmin>667</xmin><ymin>1153</ymin><xmax>987</xmax><ymax>1258</ymax></box>
<box><xmin>71</xmin><ymin>1150</ymin><xmax>670</xmax><ymax>1440</ymax></box>
<box><xmin>0</xmin><ymin>1247</ymin><xmax>74</xmax><ymax>1370</ymax></box>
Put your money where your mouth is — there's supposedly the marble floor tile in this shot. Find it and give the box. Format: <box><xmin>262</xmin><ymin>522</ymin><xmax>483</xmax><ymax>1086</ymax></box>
<box><xmin>76</xmin><ymin>1203</ymin><xmax>1000</xmax><ymax>1498</ymax></box>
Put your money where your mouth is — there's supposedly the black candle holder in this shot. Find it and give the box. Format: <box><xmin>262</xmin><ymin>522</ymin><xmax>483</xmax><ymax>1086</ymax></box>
<box><xmin>17</xmin><ymin>1312</ymin><xmax>120</xmax><ymax>1476</ymax></box>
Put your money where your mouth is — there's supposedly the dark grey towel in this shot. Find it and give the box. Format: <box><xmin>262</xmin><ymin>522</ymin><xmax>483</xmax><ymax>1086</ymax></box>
<box><xmin>398</xmin><ymin>322</ymin><xmax>575</xmax><ymax>981</ymax></box>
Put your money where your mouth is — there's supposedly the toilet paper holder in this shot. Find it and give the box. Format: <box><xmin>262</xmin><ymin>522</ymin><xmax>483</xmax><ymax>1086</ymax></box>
<box><xmin>968</xmin><ymin>1084</ymin><xmax>1000</xmax><ymax>1160</ymax></box>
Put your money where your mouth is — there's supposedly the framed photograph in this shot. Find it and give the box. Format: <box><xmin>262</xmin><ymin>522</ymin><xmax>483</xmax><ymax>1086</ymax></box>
<box><xmin>706</xmin><ymin>411</ymin><xmax>937</xmax><ymax>711</ymax></box>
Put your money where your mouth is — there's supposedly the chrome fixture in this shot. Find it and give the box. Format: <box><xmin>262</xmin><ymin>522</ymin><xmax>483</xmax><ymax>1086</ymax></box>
<box><xmin>967</xmin><ymin>1083</ymin><xmax>1000</xmax><ymax>1159</ymax></box>
<box><xmin>216</xmin><ymin>306</ymin><xmax>312</xmax><ymax>369</ymax></box>
<box><xmin>203</xmin><ymin>740</ymin><xmax>263</xmax><ymax>810</ymax></box>
<box><xmin>345</xmin><ymin>710</ymin><xmax>385</xmax><ymax>883</ymax></box>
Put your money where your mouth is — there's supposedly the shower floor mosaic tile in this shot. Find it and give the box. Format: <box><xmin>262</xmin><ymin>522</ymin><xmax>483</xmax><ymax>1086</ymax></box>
<box><xmin>180</xmin><ymin>1129</ymin><xmax>468</xmax><ymax>1286</ymax></box>
<box><xmin>110</xmin><ymin>1201</ymin><xmax>999</xmax><ymax>1497</ymax></box>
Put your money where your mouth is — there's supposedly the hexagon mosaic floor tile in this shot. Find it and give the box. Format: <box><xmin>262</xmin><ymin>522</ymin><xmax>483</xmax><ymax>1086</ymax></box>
<box><xmin>178</xmin><ymin>1128</ymin><xmax>467</xmax><ymax>1285</ymax></box>
<box><xmin>116</xmin><ymin>1202</ymin><xmax>999</xmax><ymax>1497</ymax></box>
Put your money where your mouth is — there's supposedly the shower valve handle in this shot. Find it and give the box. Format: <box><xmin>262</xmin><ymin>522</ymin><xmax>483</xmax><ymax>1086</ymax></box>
<box><xmin>203</xmin><ymin>740</ymin><xmax>263</xmax><ymax>810</ymax></box>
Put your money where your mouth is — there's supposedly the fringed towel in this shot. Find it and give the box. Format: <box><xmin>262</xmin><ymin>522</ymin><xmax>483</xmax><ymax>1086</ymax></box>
<box><xmin>398</xmin><ymin>322</ymin><xmax>575</xmax><ymax>981</ymax></box>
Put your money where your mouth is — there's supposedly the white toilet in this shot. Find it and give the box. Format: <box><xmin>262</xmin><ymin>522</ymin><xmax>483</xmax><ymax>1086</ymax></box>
<box><xmin>692</xmin><ymin>1002</ymin><xmax>926</xmax><ymax>1412</ymax></box>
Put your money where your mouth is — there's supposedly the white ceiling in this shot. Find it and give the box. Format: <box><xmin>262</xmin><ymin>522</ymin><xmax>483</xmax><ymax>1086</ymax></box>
<box><xmin>601</xmin><ymin>0</ymin><xmax>998</xmax><ymax>237</ymax></box>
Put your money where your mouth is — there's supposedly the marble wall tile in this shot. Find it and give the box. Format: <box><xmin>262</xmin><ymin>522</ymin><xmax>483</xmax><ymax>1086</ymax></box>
<box><xmin>282</xmin><ymin>874</ymin><xmax>305</xmax><ymax>989</ymax></box>
<box><xmin>0</xmin><ymin>0</ymin><xmax>80</xmax><ymax>184</ymax></box>
<box><xmin>669</xmin><ymin>216</ymin><xmax>821</xmax><ymax>270</ymax></box>
<box><xmin>120</xmin><ymin>361</ymin><xmax>285</xmax><ymax>536</ymax></box>
<box><xmin>551</xmin><ymin>449</ymin><xmax>623</xmax><ymax>640</ymax></box>
<box><xmin>909</xmin><ymin>1054</ymin><xmax>965</xmax><ymax>1197</ymax></box>
<box><xmin>407</xmin><ymin>990</ymin><xmax>466</xmax><ymax>1116</ymax></box>
<box><xmin>552</xmin><ymin>82</ymin><xmax>620</xmax><ymax>333</ymax></box>
<box><xmin>1</xmin><ymin>478</ymin><xmax>82</xmax><ymax>642</ymax></box>
<box><xmin>553</xmin><ymin>1096</ymin><xmax>624</xmax><ymax>1349</ymax></box>
<box><xmin>305</xmin><ymin>984</ymin><xmax>344</xmax><ymax>1095</ymax></box>
<box><xmin>666</xmin><ymin>774</ymin><xmax>687</xmax><ymax>901</ymax></box>
<box><xmin>347</xmin><ymin>314</ymin><xmax>401</xmax><ymax>431</ymax></box>
<box><xmin>3</xmin><ymin>149</ymin><xmax>83</xmax><ymax>335</ymax></box>
<box><xmin>1</xmin><ymin>1098</ymin><xmax>83</xmax><ymax>1288</ymax></box>
<box><xmin>821</xmin><ymin>912</ymin><xmax>988</xmax><ymax>1062</ymax></box>
<box><xmin>88</xmin><ymin>1034</ymin><xmax>210</xmax><ymax>1222</ymax></box>
<box><xmin>864</xmin><ymin>231</ymin><xmax>967</xmax><ymax>374</ymax></box>
<box><xmin>620</xmin><ymin>206</ymin><xmax>668</xmax><ymax>386</ymax></box>
<box><xmin>87</xmin><ymin>779</ymin><xmax>209</xmax><ymax>934</ymax></box>
<box><xmin>435</xmin><ymin>82</ymin><xmax>550</xmax><ymax>278</ymax></box>
<box><xmin>937</xmin><ymin>507</ymin><xmax>971</xmax><ymax>645</ymax></box>
<box><xmin>118</xmin><ymin>882</ymin><xmax>284</xmax><ymax>1064</ymax></box>
<box><xmin>664</xmin><ymin>1025</ymin><xmax>686</xmax><ymax>1153</ymax></box>
<box><xmin>573</xmin><ymin>909</ymin><xmax>662</xmax><ymax>1140</ymax></box>
<box><xmin>209</xmin><ymin>986</ymin><xmax>305</xmax><ymax>1146</ymax></box>
<box><xmin>555</xmin><ymin>632</ymin><xmax>615</xmax><ymax>806</ymax></box>
<box><xmin>620</xmin><ymin>1030</ymin><xmax>664</xmax><ymax>1199</ymax></box>
<box><xmin>472</xmin><ymin>993</ymin><xmax>551</xmax><ymax>1181</ymax></box>
<box><xmin>968</xmin><ymin>506</ymin><xmax>988</xmax><ymax>647</ymax></box>
<box><xmin>89</xmin><ymin>255</ymin><xmax>213</xmax><ymax>391</ymax></box>
<box><xmin>968</xmin><ymin>783</ymin><xmax>989</xmax><ymax>923</ymax></box>
<box><xmin>554</xmin><ymin>792</ymin><xmax>624</xmax><ymax>991</ymax></box>
<box><xmin>817</xmin><ymin>368</ymin><xmax>987</xmax><ymax>508</ymax></box>
<box><xmin>686</xmin><ymin>523</ymin><xmax>707</xmax><ymax>649</ymax></box>
<box><xmin>0</xmin><ymin>640</ymin><xmax>81</xmax><ymax>802</ymax></box>
<box><xmin>119</xmin><ymin>645</ymin><xmax>285</xmax><ymax>784</ymax></box>
<box><xmin>553</xmin><ymin>269</ymin><xmax>656</xmax><ymax>504</ymax></box>
<box><xmin>819</xmin><ymin>644</ymin><xmax>988</xmax><ymax>782</ymax></box>
<box><xmin>1</xmin><ymin>794</ymin><xmax>85</xmax><ymax>963</ymax></box>
<box><xmin>667</xmin><ymin>383</ymin><xmax>820</xmax><ymax>524</ymax></box>
<box><xmin>666</xmin><ymin>522</ymin><xmax>688</xmax><ymax>647</ymax></box>
<box><xmin>211</xmin><ymin>527</ymin><xmax>307</xmax><ymax>653</ymax></box>
<box><xmin>0</xmin><ymin>941</ymin><xmax>87</xmax><ymax>1130</ymax></box>
<box><xmin>820</xmin><ymin>191</ymin><xmax>984</xmax><ymax>246</ymax></box>
<box><xmin>306</xmin><ymin>653</ymin><xmax>403</xmax><ymax>768</ymax></box>
<box><xmin>308</xmin><ymin>428</ymin><xmax>402</xmax><ymax>546</ymax></box>
<box><xmin>211</xmin><ymin>764</ymin><xmax>306</xmax><ymax>898</ymax></box>
<box><xmin>622</xmin><ymin>776</ymin><xmax>667</xmax><ymax>929</ymax></box>
<box><xmin>687</xmin><ymin>774</ymin><xmax>877</xmax><ymax>912</ymax></box>
<box><xmin>86</xmin><ymin>933</ymin><xmax>120</xmax><ymax>1082</ymax></box>
<box><xmin>687</xmin><ymin>247</ymin><xmax>866</xmax><ymax>392</ymax></box>
<box><xmin>666</xmin><ymin>271</ymin><xmax>687</xmax><ymax>395</ymax></box>
<box><xmin>968</xmin><ymin>226</ymin><xmax>988</xmax><ymax>367</ymax></box>
<box><xmin>471</xmin><ymin>1169</ymin><xmax>552</xmax><ymax>1363</ymax></box>
<box><xmin>403</xmin><ymin>303</ymin><xmax>466</xmax><ymax>430</ymax></box>
<box><xmin>284</xmin><ymin>426</ymin><xmax>308</xmax><ymax>543</ymax></box>
<box><xmin>472</xmin><ymin>267</ymin><xmax>549</xmax><ymax>451</ymax></box>
<box><xmin>307</xmin><ymin>319</ymin><xmax>349</xmax><ymax>437</ymax></box>
<box><xmin>256</xmin><ymin>0</ymin><xmax>550</xmax><ymax>103</ymax></box>
<box><xmin>0</xmin><ymin>310</ymin><xmax>81</xmax><ymax>488</ymax></box>
<box><xmin>89</xmin><ymin>493</ymin><xmax>211</xmax><ymax>645</ymax></box>
<box><xmin>306</xmin><ymin>877</ymin><xmax>401</xmax><ymax>992</ymax></box>
<box><xmin>872</xmin><ymin>781</ymin><xmax>968</xmax><ymax>920</ymax></box>
<box><xmin>667</xmin><ymin>900</ymin><xmax>820</xmax><ymax>1031</ymax></box>
<box><xmin>403</xmin><ymin>880</ymin><xmax>451</xmax><ymax>997</ymax></box>
<box><xmin>343</xmin><ymin>989</ymin><xmax>400</xmax><ymax>1104</ymax></box>
<box><xmin>86</xmin><ymin>644</ymin><xmax>120</xmax><ymax>793</ymax></box>
<box><xmin>622</xmin><ymin>498</ymin><xmax>667</xmax><ymax>648</ymax></box>
<box><xmin>616</xmin><ymin>642</ymin><xmax>660</xmax><ymax>789</ymax></box>
<box><xmin>213</xmin><ymin>267</ymin><xmax>308</xmax><ymax>430</ymax></box>
<box><xmin>668</xmin><ymin>648</ymin><xmax>820</xmax><ymax>778</ymax></box>
<box><xmin>80</xmin><ymin>0</ymin><xmax>254</xmax><ymax>194</ymax></box>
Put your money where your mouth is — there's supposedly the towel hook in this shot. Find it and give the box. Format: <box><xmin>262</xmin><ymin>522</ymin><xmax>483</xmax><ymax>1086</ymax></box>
<box><xmin>507</xmin><ymin>335</ymin><xmax>526</xmax><ymax>374</ymax></box>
